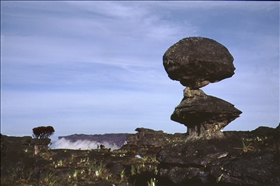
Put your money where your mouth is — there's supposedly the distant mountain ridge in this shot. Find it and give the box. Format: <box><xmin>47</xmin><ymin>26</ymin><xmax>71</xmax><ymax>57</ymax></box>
<box><xmin>58</xmin><ymin>133</ymin><xmax>129</xmax><ymax>147</ymax></box>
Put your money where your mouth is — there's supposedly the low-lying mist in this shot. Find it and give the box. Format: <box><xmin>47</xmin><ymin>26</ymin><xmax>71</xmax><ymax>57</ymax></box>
<box><xmin>49</xmin><ymin>138</ymin><xmax>122</xmax><ymax>150</ymax></box>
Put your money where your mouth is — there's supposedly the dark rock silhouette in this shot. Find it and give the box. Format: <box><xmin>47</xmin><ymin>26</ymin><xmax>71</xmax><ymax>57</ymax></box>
<box><xmin>163</xmin><ymin>37</ymin><xmax>235</xmax><ymax>89</ymax></box>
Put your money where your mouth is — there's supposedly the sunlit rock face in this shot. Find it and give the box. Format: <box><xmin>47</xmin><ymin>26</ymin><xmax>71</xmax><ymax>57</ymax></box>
<box><xmin>163</xmin><ymin>36</ymin><xmax>241</xmax><ymax>137</ymax></box>
<box><xmin>163</xmin><ymin>37</ymin><xmax>235</xmax><ymax>89</ymax></box>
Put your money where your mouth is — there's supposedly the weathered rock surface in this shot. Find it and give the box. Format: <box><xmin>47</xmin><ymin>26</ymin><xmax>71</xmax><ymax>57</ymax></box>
<box><xmin>0</xmin><ymin>135</ymin><xmax>51</xmax><ymax>153</ymax></box>
<box><xmin>163</xmin><ymin>36</ymin><xmax>241</xmax><ymax>138</ymax></box>
<box><xmin>156</xmin><ymin>124</ymin><xmax>280</xmax><ymax>186</ymax></box>
<box><xmin>171</xmin><ymin>88</ymin><xmax>242</xmax><ymax>136</ymax></box>
<box><xmin>1</xmin><ymin>124</ymin><xmax>279</xmax><ymax>186</ymax></box>
<box><xmin>121</xmin><ymin>128</ymin><xmax>186</xmax><ymax>157</ymax></box>
<box><xmin>163</xmin><ymin>37</ymin><xmax>235</xmax><ymax>89</ymax></box>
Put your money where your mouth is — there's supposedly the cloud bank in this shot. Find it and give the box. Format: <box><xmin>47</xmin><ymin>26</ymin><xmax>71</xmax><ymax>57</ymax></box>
<box><xmin>50</xmin><ymin>138</ymin><xmax>122</xmax><ymax>150</ymax></box>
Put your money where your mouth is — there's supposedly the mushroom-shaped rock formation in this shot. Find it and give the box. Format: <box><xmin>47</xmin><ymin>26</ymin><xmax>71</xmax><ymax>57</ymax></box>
<box><xmin>171</xmin><ymin>88</ymin><xmax>242</xmax><ymax>136</ymax></box>
<box><xmin>163</xmin><ymin>37</ymin><xmax>235</xmax><ymax>89</ymax></box>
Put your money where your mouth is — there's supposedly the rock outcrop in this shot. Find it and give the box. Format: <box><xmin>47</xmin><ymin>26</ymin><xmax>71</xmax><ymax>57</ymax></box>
<box><xmin>1</xmin><ymin>134</ymin><xmax>51</xmax><ymax>153</ymax></box>
<box><xmin>156</xmin><ymin>124</ymin><xmax>280</xmax><ymax>186</ymax></box>
<box><xmin>163</xmin><ymin>36</ymin><xmax>241</xmax><ymax>137</ymax></box>
<box><xmin>121</xmin><ymin>128</ymin><xmax>186</xmax><ymax>157</ymax></box>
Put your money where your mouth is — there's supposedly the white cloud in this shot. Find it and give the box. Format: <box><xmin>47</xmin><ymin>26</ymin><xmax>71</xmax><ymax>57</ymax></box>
<box><xmin>50</xmin><ymin>138</ymin><xmax>121</xmax><ymax>150</ymax></box>
<box><xmin>153</xmin><ymin>1</ymin><xmax>278</xmax><ymax>12</ymax></box>
<box><xmin>65</xmin><ymin>1</ymin><xmax>195</xmax><ymax>41</ymax></box>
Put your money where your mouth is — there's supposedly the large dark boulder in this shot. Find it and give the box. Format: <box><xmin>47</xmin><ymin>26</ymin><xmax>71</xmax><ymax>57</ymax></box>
<box><xmin>163</xmin><ymin>37</ymin><xmax>235</xmax><ymax>89</ymax></box>
<box><xmin>171</xmin><ymin>88</ymin><xmax>242</xmax><ymax>136</ymax></box>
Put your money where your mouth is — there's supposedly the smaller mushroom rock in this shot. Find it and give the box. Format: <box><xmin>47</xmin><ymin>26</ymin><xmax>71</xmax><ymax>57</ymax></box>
<box><xmin>171</xmin><ymin>88</ymin><xmax>242</xmax><ymax>136</ymax></box>
<box><xmin>163</xmin><ymin>37</ymin><xmax>235</xmax><ymax>89</ymax></box>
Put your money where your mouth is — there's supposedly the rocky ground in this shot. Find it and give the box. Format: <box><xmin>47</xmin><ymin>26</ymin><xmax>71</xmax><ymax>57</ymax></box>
<box><xmin>1</xmin><ymin>134</ymin><xmax>158</xmax><ymax>186</ymax></box>
<box><xmin>1</xmin><ymin>124</ymin><xmax>279</xmax><ymax>186</ymax></box>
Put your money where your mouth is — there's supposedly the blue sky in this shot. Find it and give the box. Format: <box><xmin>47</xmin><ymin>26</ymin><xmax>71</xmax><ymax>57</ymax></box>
<box><xmin>1</xmin><ymin>1</ymin><xmax>279</xmax><ymax>137</ymax></box>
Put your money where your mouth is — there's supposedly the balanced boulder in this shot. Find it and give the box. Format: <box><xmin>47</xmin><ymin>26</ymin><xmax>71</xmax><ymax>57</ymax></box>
<box><xmin>163</xmin><ymin>36</ymin><xmax>241</xmax><ymax>137</ymax></box>
<box><xmin>163</xmin><ymin>37</ymin><xmax>235</xmax><ymax>89</ymax></box>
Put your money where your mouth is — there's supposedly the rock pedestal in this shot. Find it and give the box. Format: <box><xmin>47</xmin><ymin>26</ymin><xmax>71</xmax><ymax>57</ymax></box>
<box><xmin>163</xmin><ymin>37</ymin><xmax>242</xmax><ymax>137</ymax></box>
<box><xmin>172</xmin><ymin>88</ymin><xmax>242</xmax><ymax>136</ymax></box>
<box><xmin>158</xmin><ymin>37</ymin><xmax>279</xmax><ymax>185</ymax></box>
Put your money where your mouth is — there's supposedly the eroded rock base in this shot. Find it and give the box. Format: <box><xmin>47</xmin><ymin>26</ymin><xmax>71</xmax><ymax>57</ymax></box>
<box><xmin>171</xmin><ymin>88</ymin><xmax>242</xmax><ymax>137</ymax></box>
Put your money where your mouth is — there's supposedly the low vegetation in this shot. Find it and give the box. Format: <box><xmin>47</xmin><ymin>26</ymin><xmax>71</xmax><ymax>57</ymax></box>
<box><xmin>1</xmin><ymin>135</ymin><xmax>159</xmax><ymax>186</ymax></box>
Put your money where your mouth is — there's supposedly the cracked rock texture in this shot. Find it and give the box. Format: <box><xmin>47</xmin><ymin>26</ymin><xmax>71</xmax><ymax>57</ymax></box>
<box><xmin>163</xmin><ymin>37</ymin><xmax>235</xmax><ymax>89</ymax></box>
